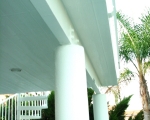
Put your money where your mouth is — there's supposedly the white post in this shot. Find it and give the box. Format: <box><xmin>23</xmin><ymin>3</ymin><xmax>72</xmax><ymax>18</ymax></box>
<box><xmin>15</xmin><ymin>96</ymin><xmax>16</xmax><ymax>120</ymax></box>
<box><xmin>2</xmin><ymin>104</ymin><xmax>3</xmax><ymax>120</ymax></box>
<box><xmin>17</xmin><ymin>94</ymin><xmax>20</xmax><ymax>120</ymax></box>
<box><xmin>55</xmin><ymin>45</ymin><xmax>89</xmax><ymax>120</ymax></box>
<box><xmin>8</xmin><ymin>99</ymin><xmax>10</xmax><ymax>120</ymax></box>
<box><xmin>11</xmin><ymin>98</ymin><xmax>13</xmax><ymax>120</ymax></box>
<box><xmin>92</xmin><ymin>94</ymin><xmax>109</xmax><ymax>120</ymax></box>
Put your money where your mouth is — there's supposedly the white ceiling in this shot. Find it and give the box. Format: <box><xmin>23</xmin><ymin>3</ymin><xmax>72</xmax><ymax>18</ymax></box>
<box><xmin>0</xmin><ymin>0</ymin><xmax>118</xmax><ymax>94</ymax></box>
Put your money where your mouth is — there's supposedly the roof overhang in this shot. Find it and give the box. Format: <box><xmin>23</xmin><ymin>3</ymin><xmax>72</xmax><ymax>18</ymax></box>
<box><xmin>0</xmin><ymin>0</ymin><xmax>118</xmax><ymax>94</ymax></box>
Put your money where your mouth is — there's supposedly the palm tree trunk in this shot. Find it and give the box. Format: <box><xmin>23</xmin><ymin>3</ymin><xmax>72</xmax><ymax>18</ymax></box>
<box><xmin>117</xmin><ymin>85</ymin><xmax>121</xmax><ymax>102</ymax></box>
<box><xmin>137</xmin><ymin>59</ymin><xmax>150</xmax><ymax>119</ymax></box>
<box><xmin>139</xmin><ymin>74</ymin><xmax>150</xmax><ymax>119</ymax></box>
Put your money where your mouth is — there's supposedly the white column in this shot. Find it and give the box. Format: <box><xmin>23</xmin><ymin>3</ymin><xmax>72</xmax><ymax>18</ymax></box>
<box><xmin>55</xmin><ymin>44</ymin><xmax>89</xmax><ymax>120</ymax></box>
<box><xmin>93</xmin><ymin>94</ymin><xmax>109</xmax><ymax>120</ymax></box>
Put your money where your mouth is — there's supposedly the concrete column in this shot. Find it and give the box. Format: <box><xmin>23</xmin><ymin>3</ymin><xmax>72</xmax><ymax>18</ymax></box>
<box><xmin>93</xmin><ymin>94</ymin><xmax>109</xmax><ymax>120</ymax></box>
<box><xmin>55</xmin><ymin>45</ymin><xmax>89</xmax><ymax>120</ymax></box>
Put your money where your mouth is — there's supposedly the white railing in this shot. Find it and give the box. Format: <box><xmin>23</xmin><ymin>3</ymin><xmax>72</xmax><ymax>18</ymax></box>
<box><xmin>0</xmin><ymin>94</ymin><xmax>18</xmax><ymax>120</ymax></box>
<box><xmin>0</xmin><ymin>91</ymin><xmax>50</xmax><ymax>120</ymax></box>
<box><xmin>19</xmin><ymin>91</ymin><xmax>49</xmax><ymax>119</ymax></box>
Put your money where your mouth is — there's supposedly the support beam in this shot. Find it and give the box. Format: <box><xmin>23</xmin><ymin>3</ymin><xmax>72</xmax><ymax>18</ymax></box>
<box><xmin>30</xmin><ymin>0</ymin><xmax>102</xmax><ymax>86</ymax></box>
<box><xmin>55</xmin><ymin>45</ymin><xmax>89</xmax><ymax>120</ymax></box>
<box><xmin>93</xmin><ymin>94</ymin><xmax>109</xmax><ymax>120</ymax></box>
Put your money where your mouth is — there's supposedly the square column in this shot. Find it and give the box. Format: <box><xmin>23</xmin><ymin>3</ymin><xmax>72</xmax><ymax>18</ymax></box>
<box><xmin>55</xmin><ymin>45</ymin><xmax>89</xmax><ymax>120</ymax></box>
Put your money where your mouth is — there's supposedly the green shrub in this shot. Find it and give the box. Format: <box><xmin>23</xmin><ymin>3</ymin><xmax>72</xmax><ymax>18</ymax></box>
<box><xmin>128</xmin><ymin>110</ymin><xmax>144</xmax><ymax>120</ymax></box>
<box><xmin>109</xmin><ymin>95</ymin><xmax>132</xmax><ymax>120</ymax></box>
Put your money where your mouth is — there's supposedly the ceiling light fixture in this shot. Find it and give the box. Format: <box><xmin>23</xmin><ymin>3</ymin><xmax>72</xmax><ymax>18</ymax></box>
<box><xmin>10</xmin><ymin>68</ymin><xmax>22</xmax><ymax>72</ymax></box>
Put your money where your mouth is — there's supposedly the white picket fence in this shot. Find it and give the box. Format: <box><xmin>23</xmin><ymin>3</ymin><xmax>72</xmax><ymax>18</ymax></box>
<box><xmin>0</xmin><ymin>91</ymin><xmax>49</xmax><ymax>120</ymax></box>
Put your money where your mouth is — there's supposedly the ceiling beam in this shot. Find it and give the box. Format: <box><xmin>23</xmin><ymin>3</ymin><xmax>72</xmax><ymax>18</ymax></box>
<box><xmin>30</xmin><ymin>0</ymin><xmax>101</xmax><ymax>86</ymax></box>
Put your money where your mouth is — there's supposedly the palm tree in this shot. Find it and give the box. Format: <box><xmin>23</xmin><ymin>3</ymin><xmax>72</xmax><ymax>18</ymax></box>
<box><xmin>117</xmin><ymin>11</ymin><xmax>150</xmax><ymax>120</ymax></box>
<box><xmin>105</xmin><ymin>68</ymin><xmax>134</xmax><ymax>104</ymax></box>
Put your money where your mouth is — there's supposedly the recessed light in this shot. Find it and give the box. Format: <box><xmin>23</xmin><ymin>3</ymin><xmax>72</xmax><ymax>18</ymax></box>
<box><xmin>10</xmin><ymin>68</ymin><xmax>22</xmax><ymax>72</ymax></box>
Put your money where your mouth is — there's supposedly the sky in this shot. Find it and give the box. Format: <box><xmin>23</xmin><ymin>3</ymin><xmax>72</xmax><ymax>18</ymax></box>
<box><xmin>116</xmin><ymin>0</ymin><xmax>150</xmax><ymax>23</ymax></box>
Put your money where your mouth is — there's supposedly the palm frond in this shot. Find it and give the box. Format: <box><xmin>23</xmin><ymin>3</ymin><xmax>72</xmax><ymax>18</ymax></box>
<box><xmin>117</xmin><ymin>11</ymin><xmax>150</xmax><ymax>65</ymax></box>
<box><xmin>140</xmin><ymin>10</ymin><xmax>150</xmax><ymax>59</ymax></box>
<box><xmin>116</xmin><ymin>11</ymin><xmax>133</xmax><ymax>31</ymax></box>
<box><xmin>119</xmin><ymin>68</ymin><xmax>134</xmax><ymax>84</ymax></box>
<box><xmin>143</xmin><ymin>61</ymin><xmax>150</xmax><ymax>75</ymax></box>
<box><xmin>117</xmin><ymin>12</ymin><xmax>141</xmax><ymax>62</ymax></box>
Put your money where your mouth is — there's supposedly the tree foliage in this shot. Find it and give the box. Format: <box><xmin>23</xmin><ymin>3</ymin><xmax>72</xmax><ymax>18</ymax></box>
<box><xmin>119</xmin><ymin>68</ymin><xmax>134</xmax><ymax>82</ymax></box>
<box><xmin>117</xmin><ymin>11</ymin><xmax>150</xmax><ymax>63</ymax></box>
<box><xmin>109</xmin><ymin>95</ymin><xmax>132</xmax><ymax>120</ymax></box>
<box><xmin>128</xmin><ymin>110</ymin><xmax>144</xmax><ymax>120</ymax></box>
<box><xmin>133</xmin><ymin>110</ymin><xmax>144</xmax><ymax>120</ymax></box>
<box><xmin>42</xmin><ymin>91</ymin><xmax>55</xmax><ymax>120</ymax></box>
<box><xmin>87</xmin><ymin>88</ymin><xmax>94</xmax><ymax>120</ymax></box>
<box><xmin>105</xmin><ymin>68</ymin><xmax>134</xmax><ymax>104</ymax></box>
<box><xmin>117</xmin><ymin>10</ymin><xmax>150</xmax><ymax>119</ymax></box>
